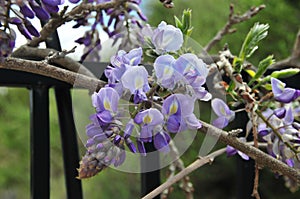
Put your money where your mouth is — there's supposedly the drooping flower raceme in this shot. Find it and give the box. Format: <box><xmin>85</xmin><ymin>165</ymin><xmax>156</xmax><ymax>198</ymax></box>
<box><xmin>78</xmin><ymin>87</ymin><xmax>128</xmax><ymax>178</ymax></box>
<box><xmin>271</xmin><ymin>77</ymin><xmax>300</xmax><ymax>103</ymax></box>
<box><xmin>211</xmin><ymin>98</ymin><xmax>235</xmax><ymax>129</ymax></box>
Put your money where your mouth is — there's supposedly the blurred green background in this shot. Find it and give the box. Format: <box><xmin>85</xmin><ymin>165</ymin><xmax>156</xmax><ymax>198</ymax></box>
<box><xmin>1</xmin><ymin>0</ymin><xmax>300</xmax><ymax>198</ymax></box>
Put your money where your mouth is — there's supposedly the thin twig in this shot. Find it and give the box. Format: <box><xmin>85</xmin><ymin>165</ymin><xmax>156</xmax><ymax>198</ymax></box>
<box><xmin>251</xmin><ymin>109</ymin><xmax>261</xmax><ymax>199</ymax></box>
<box><xmin>142</xmin><ymin>148</ymin><xmax>226</xmax><ymax>199</ymax></box>
<box><xmin>165</xmin><ymin>141</ymin><xmax>194</xmax><ymax>199</ymax></box>
<box><xmin>204</xmin><ymin>4</ymin><xmax>265</xmax><ymax>52</ymax></box>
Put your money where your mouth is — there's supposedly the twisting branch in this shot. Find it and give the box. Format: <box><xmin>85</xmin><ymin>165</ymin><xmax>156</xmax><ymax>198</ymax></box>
<box><xmin>28</xmin><ymin>0</ymin><xmax>127</xmax><ymax>47</ymax></box>
<box><xmin>204</xmin><ymin>4</ymin><xmax>266</xmax><ymax>52</ymax></box>
<box><xmin>12</xmin><ymin>45</ymin><xmax>96</xmax><ymax>78</ymax></box>
<box><xmin>0</xmin><ymin>57</ymin><xmax>105</xmax><ymax>92</ymax></box>
<box><xmin>270</xmin><ymin>29</ymin><xmax>300</xmax><ymax>69</ymax></box>
<box><xmin>200</xmin><ymin>121</ymin><xmax>300</xmax><ymax>183</ymax></box>
<box><xmin>142</xmin><ymin>148</ymin><xmax>226</xmax><ymax>199</ymax></box>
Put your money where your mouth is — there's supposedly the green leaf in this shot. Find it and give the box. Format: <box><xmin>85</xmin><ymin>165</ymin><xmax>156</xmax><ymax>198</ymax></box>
<box><xmin>239</xmin><ymin>23</ymin><xmax>269</xmax><ymax>61</ymax></box>
<box><xmin>264</xmin><ymin>84</ymin><xmax>272</xmax><ymax>91</ymax></box>
<box><xmin>249</xmin><ymin>55</ymin><xmax>275</xmax><ymax>85</ymax></box>
<box><xmin>270</xmin><ymin>68</ymin><xmax>300</xmax><ymax>79</ymax></box>
<box><xmin>174</xmin><ymin>9</ymin><xmax>193</xmax><ymax>36</ymax></box>
<box><xmin>174</xmin><ymin>16</ymin><xmax>183</xmax><ymax>29</ymax></box>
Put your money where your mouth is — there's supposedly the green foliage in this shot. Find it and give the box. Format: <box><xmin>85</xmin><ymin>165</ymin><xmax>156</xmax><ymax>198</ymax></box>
<box><xmin>233</xmin><ymin>23</ymin><xmax>269</xmax><ymax>73</ymax></box>
<box><xmin>270</xmin><ymin>68</ymin><xmax>300</xmax><ymax>79</ymax></box>
<box><xmin>248</xmin><ymin>55</ymin><xmax>275</xmax><ymax>85</ymax></box>
<box><xmin>145</xmin><ymin>0</ymin><xmax>300</xmax><ymax>63</ymax></box>
<box><xmin>174</xmin><ymin>9</ymin><xmax>193</xmax><ymax>37</ymax></box>
<box><xmin>239</xmin><ymin>23</ymin><xmax>269</xmax><ymax>61</ymax></box>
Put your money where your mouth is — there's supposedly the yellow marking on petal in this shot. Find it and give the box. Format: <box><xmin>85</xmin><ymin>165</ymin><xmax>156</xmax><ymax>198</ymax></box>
<box><xmin>184</xmin><ymin>64</ymin><xmax>193</xmax><ymax>73</ymax></box>
<box><xmin>143</xmin><ymin>114</ymin><xmax>152</xmax><ymax>124</ymax></box>
<box><xmin>164</xmin><ymin>67</ymin><xmax>173</xmax><ymax>76</ymax></box>
<box><xmin>279</xmin><ymin>82</ymin><xmax>285</xmax><ymax>90</ymax></box>
<box><xmin>135</xmin><ymin>76</ymin><xmax>144</xmax><ymax>89</ymax></box>
<box><xmin>130</xmin><ymin>58</ymin><xmax>137</xmax><ymax>65</ymax></box>
<box><xmin>104</xmin><ymin>98</ymin><xmax>111</xmax><ymax>111</ymax></box>
<box><xmin>220</xmin><ymin>106</ymin><xmax>226</xmax><ymax>115</ymax></box>
<box><xmin>169</xmin><ymin>100</ymin><xmax>178</xmax><ymax>115</ymax></box>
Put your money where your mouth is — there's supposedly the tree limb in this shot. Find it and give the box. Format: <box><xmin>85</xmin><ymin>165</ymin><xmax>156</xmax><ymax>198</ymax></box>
<box><xmin>200</xmin><ymin>121</ymin><xmax>300</xmax><ymax>183</ymax></box>
<box><xmin>0</xmin><ymin>57</ymin><xmax>105</xmax><ymax>92</ymax></box>
<box><xmin>204</xmin><ymin>4</ymin><xmax>265</xmax><ymax>52</ymax></box>
<box><xmin>12</xmin><ymin>45</ymin><xmax>96</xmax><ymax>78</ymax></box>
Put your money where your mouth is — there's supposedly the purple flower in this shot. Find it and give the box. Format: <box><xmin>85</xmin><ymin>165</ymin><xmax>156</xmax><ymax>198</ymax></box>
<box><xmin>41</xmin><ymin>0</ymin><xmax>65</xmax><ymax>13</ymax></box>
<box><xmin>16</xmin><ymin>24</ymin><xmax>32</xmax><ymax>40</ymax></box>
<box><xmin>41</xmin><ymin>0</ymin><xmax>64</xmax><ymax>7</ymax></box>
<box><xmin>29</xmin><ymin>0</ymin><xmax>50</xmax><ymax>20</ymax></box>
<box><xmin>211</xmin><ymin>98</ymin><xmax>235</xmax><ymax>129</ymax></box>
<box><xmin>24</xmin><ymin>20</ymin><xmax>40</xmax><ymax>37</ymax></box>
<box><xmin>226</xmin><ymin>138</ymin><xmax>249</xmax><ymax>160</ymax></box>
<box><xmin>69</xmin><ymin>0</ymin><xmax>80</xmax><ymax>3</ymax></box>
<box><xmin>19</xmin><ymin>2</ymin><xmax>35</xmax><ymax>18</ymax></box>
<box><xmin>92</xmin><ymin>87</ymin><xmax>120</xmax><ymax>125</ymax></box>
<box><xmin>152</xmin><ymin>21</ymin><xmax>183</xmax><ymax>54</ymax></box>
<box><xmin>154</xmin><ymin>54</ymin><xmax>177</xmax><ymax>89</ymax></box>
<box><xmin>174</xmin><ymin>53</ymin><xmax>211</xmax><ymax>101</ymax></box>
<box><xmin>121</xmin><ymin>66</ymin><xmax>150</xmax><ymax>103</ymax></box>
<box><xmin>137</xmin><ymin>140</ymin><xmax>146</xmax><ymax>156</ymax></box>
<box><xmin>134</xmin><ymin>108</ymin><xmax>164</xmax><ymax>142</ymax></box>
<box><xmin>153</xmin><ymin>53</ymin><xmax>211</xmax><ymax>100</ymax></box>
<box><xmin>125</xmin><ymin>138</ymin><xmax>137</xmax><ymax>153</ymax></box>
<box><xmin>105</xmin><ymin>47</ymin><xmax>143</xmax><ymax>84</ymax></box>
<box><xmin>271</xmin><ymin>77</ymin><xmax>300</xmax><ymax>103</ymax></box>
<box><xmin>154</xmin><ymin>131</ymin><xmax>171</xmax><ymax>153</ymax></box>
<box><xmin>162</xmin><ymin>94</ymin><xmax>201</xmax><ymax>133</ymax></box>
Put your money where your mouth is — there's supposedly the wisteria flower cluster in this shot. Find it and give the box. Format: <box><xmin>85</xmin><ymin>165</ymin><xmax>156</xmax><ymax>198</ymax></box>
<box><xmin>73</xmin><ymin>0</ymin><xmax>148</xmax><ymax>61</ymax></box>
<box><xmin>0</xmin><ymin>0</ymin><xmax>147</xmax><ymax>61</ymax></box>
<box><xmin>255</xmin><ymin>78</ymin><xmax>300</xmax><ymax>171</ymax></box>
<box><xmin>78</xmin><ymin>21</ymin><xmax>209</xmax><ymax>178</ymax></box>
<box><xmin>4</xmin><ymin>0</ymin><xmax>79</xmax><ymax>40</ymax></box>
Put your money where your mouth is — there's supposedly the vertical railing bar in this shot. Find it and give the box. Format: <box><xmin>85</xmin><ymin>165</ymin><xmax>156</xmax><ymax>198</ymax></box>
<box><xmin>141</xmin><ymin>143</ymin><xmax>161</xmax><ymax>199</ymax></box>
<box><xmin>39</xmin><ymin>14</ymin><xmax>83</xmax><ymax>199</ymax></box>
<box><xmin>55</xmin><ymin>87</ymin><xmax>83</xmax><ymax>199</ymax></box>
<box><xmin>30</xmin><ymin>86</ymin><xmax>50</xmax><ymax>199</ymax></box>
